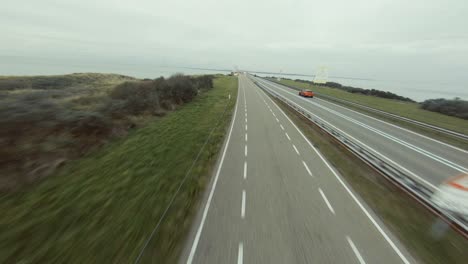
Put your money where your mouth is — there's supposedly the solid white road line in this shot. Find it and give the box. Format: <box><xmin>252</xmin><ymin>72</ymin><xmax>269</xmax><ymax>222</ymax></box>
<box><xmin>245</xmin><ymin>145</ymin><xmax>248</xmax><ymax>157</ymax></box>
<box><xmin>238</xmin><ymin>243</ymin><xmax>243</xmax><ymax>264</ymax></box>
<box><xmin>186</xmin><ymin>77</ymin><xmax>240</xmax><ymax>264</ymax></box>
<box><xmin>346</xmin><ymin>236</ymin><xmax>366</xmax><ymax>264</ymax></box>
<box><xmin>292</xmin><ymin>144</ymin><xmax>300</xmax><ymax>155</ymax></box>
<box><xmin>314</xmin><ymin>98</ymin><xmax>468</xmax><ymax>154</ymax></box>
<box><xmin>241</xmin><ymin>190</ymin><xmax>246</xmax><ymax>219</ymax></box>
<box><xmin>243</xmin><ymin>161</ymin><xmax>247</xmax><ymax>179</ymax></box>
<box><xmin>319</xmin><ymin>188</ymin><xmax>335</xmax><ymax>215</ymax></box>
<box><xmin>259</xmin><ymin>83</ymin><xmax>437</xmax><ymax>191</ymax></box>
<box><xmin>280</xmin><ymin>124</ymin><xmax>285</xmax><ymax>130</ymax></box>
<box><xmin>263</xmin><ymin>79</ymin><xmax>468</xmax><ymax>173</ymax></box>
<box><xmin>310</xmin><ymin>100</ymin><xmax>468</xmax><ymax>172</ymax></box>
<box><xmin>285</xmin><ymin>133</ymin><xmax>291</xmax><ymax>141</ymax></box>
<box><xmin>257</xmin><ymin>85</ymin><xmax>411</xmax><ymax>264</ymax></box>
<box><xmin>302</xmin><ymin>160</ymin><xmax>313</xmax><ymax>177</ymax></box>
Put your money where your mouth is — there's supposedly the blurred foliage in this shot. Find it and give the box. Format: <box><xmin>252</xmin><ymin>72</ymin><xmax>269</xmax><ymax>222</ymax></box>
<box><xmin>0</xmin><ymin>73</ymin><xmax>214</xmax><ymax>190</ymax></box>
<box><xmin>0</xmin><ymin>75</ymin><xmax>236</xmax><ymax>263</ymax></box>
<box><xmin>421</xmin><ymin>98</ymin><xmax>468</xmax><ymax>120</ymax></box>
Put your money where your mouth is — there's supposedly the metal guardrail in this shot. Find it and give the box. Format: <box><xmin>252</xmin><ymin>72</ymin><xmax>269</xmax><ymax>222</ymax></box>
<box><xmin>265</xmin><ymin>78</ymin><xmax>468</xmax><ymax>141</ymax></box>
<box><xmin>253</xmin><ymin>79</ymin><xmax>468</xmax><ymax>237</ymax></box>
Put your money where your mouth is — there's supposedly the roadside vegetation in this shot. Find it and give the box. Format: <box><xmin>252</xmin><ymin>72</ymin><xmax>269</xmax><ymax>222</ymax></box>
<box><xmin>275</xmin><ymin>78</ymin><xmax>468</xmax><ymax>149</ymax></box>
<box><xmin>277</xmin><ymin>78</ymin><xmax>468</xmax><ymax>134</ymax></box>
<box><xmin>270</xmin><ymin>93</ymin><xmax>468</xmax><ymax>264</ymax></box>
<box><xmin>292</xmin><ymin>78</ymin><xmax>414</xmax><ymax>102</ymax></box>
<box><xmin>0</xmin><ymin>75</ymin><xmax>237</xmax><ymax>263</ymax></box>
<box><xmin>421</xmin><ymin>98</ymin><xmax>468</xmax><ymax>120</ymax></box>
<box><xmin>0</xmin><ymin>73</ymin><xmax>215</xmax><ymax>191</ymax></box>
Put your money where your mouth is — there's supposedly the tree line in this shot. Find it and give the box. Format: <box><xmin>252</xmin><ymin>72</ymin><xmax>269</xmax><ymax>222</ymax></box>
<box><xmin>421</xmin><ymin>98</ymin><xmax>468</xmax><ymax>120</ymax></box>
<box><xmin>292</xmin><ymin>79</ymin><xmax>415</xmax><ymax>102</ymax></box>
<box><xmin>277</xmin><ymin>77</ymin><xmax>467</xmax><ymax>120</ymax></box>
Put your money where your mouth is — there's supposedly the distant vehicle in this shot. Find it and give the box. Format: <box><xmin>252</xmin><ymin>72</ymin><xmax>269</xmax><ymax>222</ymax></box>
<box><xmin>431</xmin><ymin>174</ymin><xmax>468</xmax><ymax>221</ymax></box>
<box><xmin>299</xmin><ymin>89</ymin><xmax>314</xmax><ymax>98</ymax></box>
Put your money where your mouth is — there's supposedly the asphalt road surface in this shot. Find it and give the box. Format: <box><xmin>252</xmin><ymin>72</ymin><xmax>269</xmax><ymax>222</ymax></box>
<box><xmin>180</xmin><ymin>74</ymin><xmax>416</xmax><ymax>264</ymax></box>
<box><xmin>253</xmin><ymin>77</ymin><xmax>468</xmax><ymax>190</ymax></box>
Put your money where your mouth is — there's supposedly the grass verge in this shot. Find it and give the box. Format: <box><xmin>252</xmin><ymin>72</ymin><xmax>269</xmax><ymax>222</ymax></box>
<box><xmin>270</xmin><ymin>94</ymin><xmax>468</xmax><ymax>264</ymax></box>
<box><xmin>278</xmin><ymin>79</ymin><xmax>468</xmax><ymax>150</ymax></box>
<box><xmin>0</xmin><ymin>76</ymin><xmax>238</xmax><ymax>263</ymax></box>
<box><xmin>1</xmin><ymin>73</ymin><xmax>218</xmax><ymax>190</ymax></box>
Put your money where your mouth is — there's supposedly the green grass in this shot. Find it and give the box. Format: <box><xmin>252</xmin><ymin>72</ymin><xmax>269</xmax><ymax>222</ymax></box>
<box><xmin>279</xmin><ymin>79</ymin><xmax>468</xmax><ymax>135</ymax></box>
<box><xmin>0</xmin><ymin>76</ymin><xmax>238</xmax><ymax>263</ymax></box>
<box><xmin>272</xmin><ymin>95</ymin><xmax>468</xmax><ymax>264</ymax></box>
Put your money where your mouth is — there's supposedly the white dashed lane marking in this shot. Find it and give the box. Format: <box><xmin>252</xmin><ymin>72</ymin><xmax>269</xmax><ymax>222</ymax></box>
<box><xmin>292</xmin><ymin>144</ymin><xmax>300</xmax><ymax>155</ymax></box>
<box><xmin>319</xmin><ymin>188</ymin><xmax>335</xmax><ymax>215</ymax></box>
<box><xmin>347</xmin><ymin>236</ymin><xmax>366</xmax><ymax>264</ymax></box>
<box><xmin>302</xmin><ymin>160</ymin><xmax>313</xmax><ymax>177</ymax></box>
<box><xmin>241</xmin><ymin>190</ymin><xmax>246</xmax><ymax>219</ymax></box>
<box><xmin>243</xmin><ymin>161</ymin><xmax>247</xmax><ymax>179</ymax></box>
<box><xmin>237</xmin><ymin>243</ymin><xmax>243</xmax><ymax>264</ymax></box>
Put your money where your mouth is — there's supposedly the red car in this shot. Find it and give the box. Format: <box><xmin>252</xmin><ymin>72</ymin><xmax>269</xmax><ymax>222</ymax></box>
<box><xmin>299</xmin><ymin>89</ymin><xmax>314</xmax><ymax>98</ymax></box>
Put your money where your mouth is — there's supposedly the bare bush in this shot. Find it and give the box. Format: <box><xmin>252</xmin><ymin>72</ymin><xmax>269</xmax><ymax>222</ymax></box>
<box><xmin>0</xmin><ymin>73</ymin><xmax>214</xmax><ymax>190</ymax></box>
<box><xmin>167</xmin><ymin>74</ymin><xmax>197</xmax><ymax>104</ymax></box>
<box><xmin>421</xmin><ymin>98</ymin><xmax>468</xmax><ymax>119</ymax></box>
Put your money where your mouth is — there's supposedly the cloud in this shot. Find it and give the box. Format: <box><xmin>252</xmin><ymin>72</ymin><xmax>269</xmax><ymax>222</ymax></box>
<box><xmin>1</xmin><ymin>0</ymin><xmax>467</xmax><ymax>94</ymax></box>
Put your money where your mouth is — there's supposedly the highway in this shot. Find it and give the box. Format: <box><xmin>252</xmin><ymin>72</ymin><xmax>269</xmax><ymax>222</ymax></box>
<box><xmin>253</xmin><ymin>77</ymin><xmax>468</xmax><ymax>190</ymax></box>
<box><xmin>180</xmin><ymin>75</ymin><xmax>415</xmax><ymax>264</ymax></box>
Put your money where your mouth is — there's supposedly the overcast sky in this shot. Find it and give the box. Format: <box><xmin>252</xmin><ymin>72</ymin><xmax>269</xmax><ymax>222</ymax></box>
<box><xmin>1</xmin><ymin>0</ymin><xmax>467</xmax><ymax>99</ymax></box>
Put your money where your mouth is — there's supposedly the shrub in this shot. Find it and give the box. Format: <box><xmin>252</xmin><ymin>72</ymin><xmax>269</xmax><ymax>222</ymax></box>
<box><xmin>192</xmin><ymin>75</ymin><xmax>214</xmax><ymax>90</ymax></box>
<box><xmin>72</xmin><ymin>95</ymin><xmax>105</xmax><ymax>106</ymax></box>
<box><xmin>325</xmin><ymin>82</ymin><xmax>342</xmax><ymax>88</ymax></box>
<box><xmin>60</xmin><ymin>111</ymin><xmax>112</xmax><ymax>137</ymax></box>
<box><xmin>0</xmin><ymin>79</ymin><xmax>30</xmax><ymax>90</ymax></box>
<box><xmin>421</xmin><ymin>98</ymin><xmax>468</xmax><ymax>119</ymax></box>
<box><xmin>0</xmin><ymin>96</ymin><xmax>60</xmax><ymax>136</ymax></box>
<box><xmin>109</xmin><ymin>81</ymin><xmax>140</xmax><ymax>100</ymax></box>
<box><xmin>29</xmin><ymin>76</ymin><xmax>74</xmax><ymax>89</ymax></box>
<box><xmin>105</xmin><ymin>74</ymin><xmax>205</xmax><ymax>115</ymax></box>
<box><xmin>167</xmin><ymin>74</ymin><xmax>197</xmax><ymax>104</ymax></box>
<box><xmin>0</xmin><ymin>73</ymin><xmax>213</xmax><ymax>189</ymax></box>
<box><xmin>108</xmin><ymin>81</ymin><xmax>161</xmax><ymax>115</ymax></box>
<box><xmin>99</xmin><ymin>99</ymin><xmax>129</xmax><ymax>118</ymax></box>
